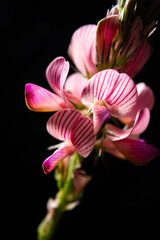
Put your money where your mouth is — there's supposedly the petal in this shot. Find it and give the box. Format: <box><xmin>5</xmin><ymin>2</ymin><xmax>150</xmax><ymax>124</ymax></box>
<box><xmin>82</xmin><ymin>69</ymin><xmax>119</xmax><ymax>105</ymax></box>
<box><xmin>93</xmin><ymin>105</ymin><xmax>110</xmax><ymax>134</ymax></box>
<box><xmin>136</xmin><ymin>82</ymin><xmax>155</xmax><ymax>111</ymax></box>
<box><xmin>45</xmin><ymin>56</ymin><xmax>69</xmax><ymax>97</ymax></box>
<box><xmin>131</xmin><ymin>108</ymin><xmax>150</xmax><ymax>135</ymax></box>
<box><xmin>68</xmin><ymin>25</ymin><xmax>97</xmax><ymax>77</ymax></box>
<box><xmin>106</xmin><ymin>108</ymin><xmax>150</xmax><ymax>141</ymax></box>
<box><xmin>96</xmin><ymin>15</ymin><xmax>119</xmax><ymax>64</ymax></box>
<box><xmin>25</xmin><ymin>83</ymin><xmax>67</xmax><ymax>112</ymax></box>
<box><xmin>102</xmin><ymin>139</ymin><xmax>126</xmax><ymax>159</ymax></box>
<box><xmin>106</xmin><ymin>73</ymin><xmax>138</xmax><ymax>117</ymax></box>
<box><xmin>64</xmin><ymin>73</ymin><xmax>88</xmax><ymax>106</ymax></box>
<box><xmin>106</xmin><ymin>123</ymin><xmax>132</xmax><ymax>141</ymax></box>
<box><xmin>42</xmin><ymin>142</ymin><xmax>75</xmax><ymax>174</ymax></box>
<box><xmin>120</xmin><ymin>82</ymin><xmax>154</xmax><ymax>123</ymax></box>
<box><xmin>82</xmin><ymin>69</ymin><xmax>138</xmax><ymax>117</ymax></box>
<box><xmin>46</xmin><ymin>109</ymin><xmax>82</xmax><ymax>141</ymax></box>
<box><xmin>64</xmin><ymin>73</ymin><xmax>88</xmax><ymax>100</ymax></box>
<box><xmin>113</xmin><ymin>138</ymin><xmax>160</xmax><ymax>165</ymax></box>
<box><xmin>120</xmin><ymin>38</ymin><xmax>152</xmax><ymax>77</ymax></box>
<box><xmin>71</xmin><ymin>116</ymin><xmax>96</xmax><ymax>157</ymax></box>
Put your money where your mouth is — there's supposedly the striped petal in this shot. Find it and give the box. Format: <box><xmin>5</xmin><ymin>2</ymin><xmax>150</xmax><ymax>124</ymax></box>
<box><xmin>46</xmin><ymin>56</ymin><xmax>69</xmax><ymax>97</ymax></box>
<box><xmin>82</xmin><ymin>69</ymin><xmax>138</xmax><ymax>117</ymax></box>
<box><xmin>96</xmin><ymin>15</ymin><xmax>119</xmax><ymax>64</ymax></box>
<box><xmin>106</xmin><ymin>73</ymin><xmax>138</xmax><ymax>117</ymax></box>
<box><xmin>42</xmin><ymin>142</ymin><xmax>75</xmax><ymax>174</ymax></box>
<box><xmin>47</xmin><ymin>109</ymin><xmax>82</xmax><ymax>141</ymax></box>
<box><xmin>82</xmin><ymin>70</ymin><xmax>119</xmax><ymax>105</ymax></box>
<box><xmin>113</xmin><ymin>138</ymin><xmax>160</xmax><ymax>165</ymax></box>
<box><xmin>120</xmin><ymin>82</ymin><xmax>154</xmax><ymax>123</ymax></box>
<box><xmin>68</xmin><ymin>25</ymin><xmax>97</xmax><ymax>77</ymax></box>
<box><xmin>25</xmin><ymin>83</ymin><xmax>67</xmax><ymax>112</ymax></box>
<box><xmin>71</xmin><ymin>116</ymin><xmax>96</xmax><ymax>157</ymax></box>
<box><xmin>47</xmin><ymin>109</ymin><xmax>96</xmax><ymax>157</ymax></box>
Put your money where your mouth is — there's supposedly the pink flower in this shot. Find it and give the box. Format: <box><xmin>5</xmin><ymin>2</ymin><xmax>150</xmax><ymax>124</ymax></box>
<box><xmin>42</xmin><ymin>109</ymin><xmax>96</xmax><ymax>174</ymax></box>
<box><xmin>25</xmin><ymin>57</ymin><xmax>88</xmax><ymax>112</ymax></box>
<box><xmin>100</xmin><ymin>83</ymin><xmax>159</xmax><ymax>165</ymax></box>
<box><xmin>102</xmin><ymin>137</ymin><xmax>160</xmax><ymax>166</ymax></box>
<box><xmin>68</xmin><ymin>15</ymin><xmax>152</xmax><ymax>78</ymax></box>
<box><xmin>81</xmin><ymin>68</ymin><xmax>138</xmax><ymax>134</ymax></box>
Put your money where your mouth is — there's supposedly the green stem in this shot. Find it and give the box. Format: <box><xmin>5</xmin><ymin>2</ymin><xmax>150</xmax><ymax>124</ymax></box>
<box><xmin>37</xmin><ymin>153</ymin><xmax>78</xmax><ymax>240</ymax></box>
<box><xmin>37</xmin><ymin>208</ymin><xmax>63</xmax><ymax>240</ymax></box>
<box><xmin>58</xmin><ymin>152</ymin><xmax>77</xmax><ymax>207</ymax></box>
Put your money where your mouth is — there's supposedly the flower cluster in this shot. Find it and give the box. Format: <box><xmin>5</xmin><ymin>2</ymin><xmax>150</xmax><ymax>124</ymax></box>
<box><xmin>25</xmin><ymin>1</ymin><xmax>160</xmax><ymax>175</ymax></box>
<box><xmin>25</xmin><ymin>1</ymin><xmax>160</xmax><ymax>238</ymax></box>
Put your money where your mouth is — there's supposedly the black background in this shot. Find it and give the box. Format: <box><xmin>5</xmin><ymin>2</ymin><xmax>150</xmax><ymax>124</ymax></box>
<box><xmin>1</xmin><ymin>0</ymin><xmax>160</xmax><ymax>239</ymax></box>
